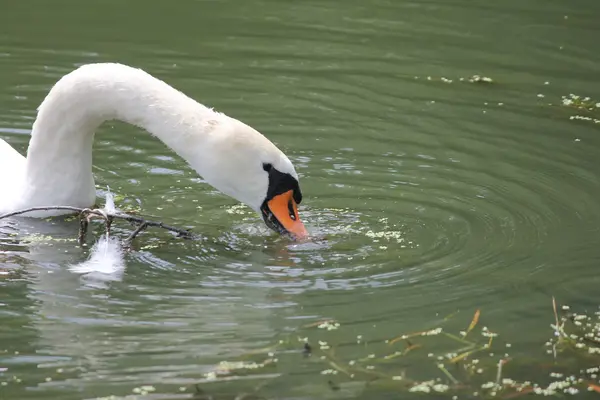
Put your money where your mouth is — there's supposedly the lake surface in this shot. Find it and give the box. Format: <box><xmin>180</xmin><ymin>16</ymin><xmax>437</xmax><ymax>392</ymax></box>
<box><xmin>2</xmin><ymin>0</ymin><xmax>600</xmax><ymax>399</ymax></box>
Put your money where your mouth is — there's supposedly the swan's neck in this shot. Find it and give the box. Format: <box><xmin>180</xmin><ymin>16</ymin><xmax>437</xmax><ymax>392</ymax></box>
<box><xmin>23</xmin><ymin>64</ymin><xmax>221</xmax><ymax>208</ymax></box>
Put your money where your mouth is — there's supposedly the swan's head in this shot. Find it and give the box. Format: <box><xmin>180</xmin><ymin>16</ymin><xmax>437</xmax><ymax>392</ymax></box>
<box><xmin>188</xmin><ymin>117</ymin><xmax>308</xmax><ymax>240</ymax></box>
<box><xmin>258</xmin><ymin>160</ymin><xmax>308</xmax><ymax>240</ymax></box>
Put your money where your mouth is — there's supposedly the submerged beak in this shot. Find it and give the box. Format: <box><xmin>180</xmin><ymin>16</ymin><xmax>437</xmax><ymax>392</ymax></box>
<box><xmin>261</xmin><ymin>190</ymin><xmax>308</xmax><ymax>240</ymax></box>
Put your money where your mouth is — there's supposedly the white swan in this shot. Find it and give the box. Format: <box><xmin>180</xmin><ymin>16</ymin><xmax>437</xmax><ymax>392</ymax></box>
<box><xmin>0</xmin><ymin>63</ymin><xmax>308</xmax><ymax>239</ymax></box>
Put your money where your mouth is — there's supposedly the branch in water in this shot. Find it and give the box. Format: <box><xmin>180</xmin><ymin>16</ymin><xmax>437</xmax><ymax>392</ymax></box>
<box><xmin>124</xmin><ymin>222</ymin><xmax>149</xmax><ymax>247</ymax></box>
<box><xmin>0</xmin><ymin>206</ymin><xmax>197</xmax><ymax>246</ymax></box>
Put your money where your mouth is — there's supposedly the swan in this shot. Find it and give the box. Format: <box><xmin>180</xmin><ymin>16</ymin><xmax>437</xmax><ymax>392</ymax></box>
<box><xmin>0</xmin><ymin>63</ymin><xmax>308</xmax><ymax>240</ymax></box>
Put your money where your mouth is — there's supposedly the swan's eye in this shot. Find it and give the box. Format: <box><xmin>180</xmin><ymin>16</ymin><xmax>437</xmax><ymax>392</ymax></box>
<box><xmin>288</xmin><ymin>200</ymin><xmax>296</xmax><ymax>221</ymax></box>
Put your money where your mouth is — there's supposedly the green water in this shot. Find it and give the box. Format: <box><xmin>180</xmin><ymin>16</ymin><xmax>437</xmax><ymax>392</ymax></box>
<box><xmin>2</xmin><ymin>0</ymin><xmax>600</xmax><ymax>399</ymax></box>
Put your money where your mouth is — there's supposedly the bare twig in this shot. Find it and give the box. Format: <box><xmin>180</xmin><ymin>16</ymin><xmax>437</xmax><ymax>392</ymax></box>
<box><xmin>464</xmin><ymin>309</ymin><xmax>481</xmax><ymax>339</ymax></box>
<box><xmin>0</xmin><ymin>205</ymin><xmax>197</xmax><ymax>245</ymax></box>
<box><xmin>124</xmin><ymin>222</ymin><xmax>149</xmax><ymax>246</ymax></box>
<box><xmin>495</xmin><ymin>359</ymin><xmax>504</xmax><ymax>385</ymax></box>
<box><xmin>438</xmin><ymin>363</ymin><xmax>460</xmax><ymax>385</ymax></box>
<box><xmin>78</xmin><ymin>216</ymin><xmax>89</xmax><ymax>245</ymax></box>
<box><xmin>0</xmin><ymin>206</ymin><xmax>104</xmax><ymax>220</ymax></box>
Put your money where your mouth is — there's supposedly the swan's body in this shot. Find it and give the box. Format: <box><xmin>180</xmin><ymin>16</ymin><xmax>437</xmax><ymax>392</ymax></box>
<box><xmin>0</xmin><ymin>63</ymin><xmax>307</xmax><ymax>239</ymax></box>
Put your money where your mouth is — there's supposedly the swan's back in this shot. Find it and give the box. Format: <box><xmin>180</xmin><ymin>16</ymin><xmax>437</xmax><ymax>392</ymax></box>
<box><xmin>0</xmin><ymin>139</ymin><xmax>26</xmax><ymax>212</ymax></box>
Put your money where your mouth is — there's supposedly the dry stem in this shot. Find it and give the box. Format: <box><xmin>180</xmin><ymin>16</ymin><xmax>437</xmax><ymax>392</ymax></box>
<box><xmin>0</xmin><ymin>205</ymin><xmax>196</xmax><ymax>246</ymax></box>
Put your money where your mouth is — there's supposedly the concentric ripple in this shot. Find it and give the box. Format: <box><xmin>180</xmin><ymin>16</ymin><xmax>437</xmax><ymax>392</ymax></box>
<box><xmin>189</xmin><ymin>102</ymin><xmax>600</xmax><ymax>308</ymax></box>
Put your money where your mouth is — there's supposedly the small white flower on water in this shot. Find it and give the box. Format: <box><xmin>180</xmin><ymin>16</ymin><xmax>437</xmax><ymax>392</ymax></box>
<box><xmin>433</xmin><ymin>384</ymin><xmax>449</xmax><ymax>392</ymax></box>
<box><xmin>204</xmin><ymin>371</ymin><xmax>217</xmax><ymax>381</ymax></box>
<box><xmin>320</xmin><ymin>369</ymin><xmax>337</xmax><ymax>375</ymax></box>
<box><xmin>422</xmin><ymin>327</ymin><xmax>442</xmax><ymax>336</ymax></box>
<box><xmin>409</xmin><ymin>381</ymin><xmax>435</xmax><ymax>393</ymax></box>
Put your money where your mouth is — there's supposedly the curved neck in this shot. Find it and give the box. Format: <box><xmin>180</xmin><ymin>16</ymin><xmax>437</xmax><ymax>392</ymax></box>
<box><xmin>23</xmin><ymin>63</ymin><xmax>220</xmax><ymax>207</ymax></box>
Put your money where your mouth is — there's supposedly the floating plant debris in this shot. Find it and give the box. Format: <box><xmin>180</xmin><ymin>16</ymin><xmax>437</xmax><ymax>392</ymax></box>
<box><xmin>560</xmin><ymin>94</ymin><xmax>600</xmax><ymax>125</ymax></box>
<box><xmin>178</xmin><ymin>300</ymin><xmax>600</xmax><ymax>398</ymax></box>
<box><xmin>414</xmin><ymin>75</ymin><xmax>494</xmax><ymax>84</ymax></box>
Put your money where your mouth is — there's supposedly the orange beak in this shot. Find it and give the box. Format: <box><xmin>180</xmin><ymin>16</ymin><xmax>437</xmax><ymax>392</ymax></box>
<box><xmin>265</xmin><ymin>190</ymin><xmax>308</xmax><ymax>240</ymax></box>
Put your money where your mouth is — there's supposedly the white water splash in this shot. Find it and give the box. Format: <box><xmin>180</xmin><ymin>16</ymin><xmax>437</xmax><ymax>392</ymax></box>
<box><xmin>103</xmin><ymin>186</ymin><xmax>117</xmax><ymax>213</ymax></box>
<box><xmin>69</xmin><ymin>234</ymin><xmax>125</xmax><ymax>279</ymax></box>
<box><xmin>69</xmin><ymin>188</ymin><xmax>125</xmax><ymax>277</ymax></box>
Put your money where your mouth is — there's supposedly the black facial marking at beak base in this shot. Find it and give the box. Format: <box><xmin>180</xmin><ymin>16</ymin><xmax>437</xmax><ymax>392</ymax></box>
<box><xmin>262</xmin><ymin>162</ymin><xmax>302</xmax><ymax>204</ymax></box>
<box><xmin>260</xmin><ymin>162</ymin><xmax>307</xmax><ymax>239</ymax></box>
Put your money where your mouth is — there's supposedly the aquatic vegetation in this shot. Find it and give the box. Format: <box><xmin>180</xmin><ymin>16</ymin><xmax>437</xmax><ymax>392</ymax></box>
<box><xmin>467</xmin><ymin>75</ymin><xmax>494</xmax><ymax>84</ymax></box>
<box><xmin>560</xmin><ymin>94</ymin><xmax>600</xmax><ymax>125</ymax></box>
<box><xmin>180</xmin><ymin>299</ymin><xmax>600</xmax><ymax>399</ymax></box>
<box><xmin>561</xmin><ymin>94</ymin><xmax>600</xmax><ymax>111</ymax></box>
<box><xmin>225</xmin><ymin>203</ymin><xmax>253</xmax><ymax>215</ymax></box>
<box><xmin>415</xmin><ymin>75</ymin><xmax>494</xmax><ymax>84</ymax></box>
<box><xmin>18</xmin><ymin>233</ymin><xmax>77</xmax><ymax>245</ymax></box>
